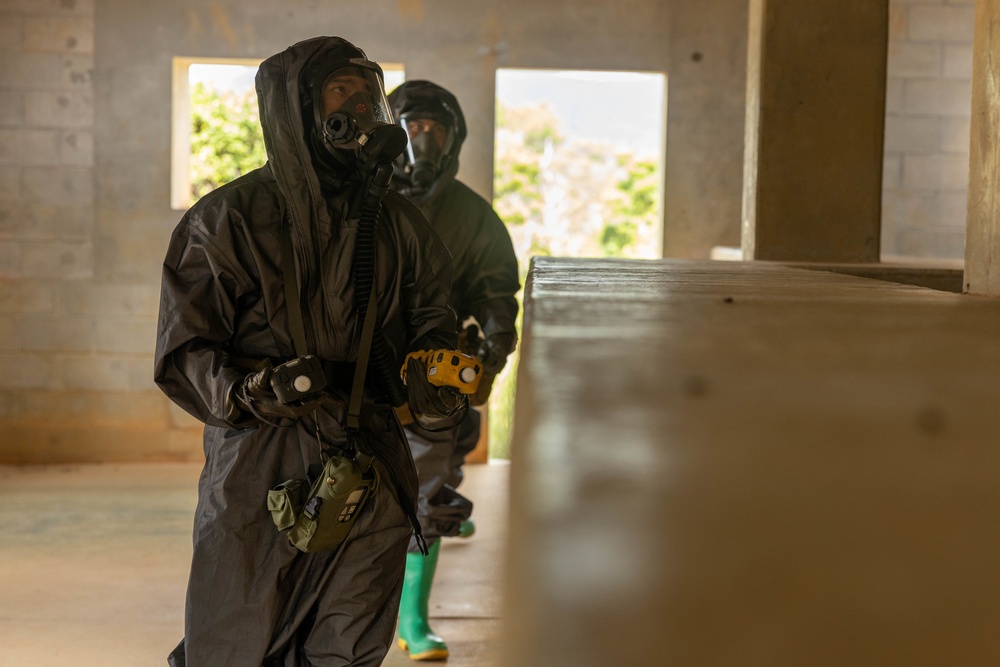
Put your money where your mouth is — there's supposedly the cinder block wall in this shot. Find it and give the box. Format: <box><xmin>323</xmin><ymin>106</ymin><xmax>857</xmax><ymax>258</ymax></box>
<box><xmin>883</xmin><ymin>0</ymin><xmax>974</xmax><ymax>260</ymax></box>
<box><xmin>0</xmin><ymin>0</ymin><xmax>192</xmax><ymax>463</ymax></box>
<box><xmin>0</xmin><ymin>0</ymin><xmax>977</xmax><ymax>463</ymax></box>
<box><xmin>3</xmin><ymin>0</ymin><xmax>694</xmax><ymax>463</ymax></box>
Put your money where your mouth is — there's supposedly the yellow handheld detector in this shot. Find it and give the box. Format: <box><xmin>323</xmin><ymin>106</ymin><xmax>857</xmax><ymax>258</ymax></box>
<box><xmin>401</xmin><ymin>349</ymin><xmax>483</xmax><ymax>395</ymax></box>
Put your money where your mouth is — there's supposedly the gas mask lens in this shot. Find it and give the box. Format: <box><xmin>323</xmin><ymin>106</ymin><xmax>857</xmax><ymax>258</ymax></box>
<box><xmin>319</xmin><ymin>64</ymin><xmax>394</xmax><ymax>150</ymax></box>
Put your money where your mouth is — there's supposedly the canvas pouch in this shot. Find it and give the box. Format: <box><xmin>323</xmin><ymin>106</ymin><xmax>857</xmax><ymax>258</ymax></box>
<box><xmin>267</xmin><ymin>453</ymin><xmax>377</xmax><ymax>553</ymax></box>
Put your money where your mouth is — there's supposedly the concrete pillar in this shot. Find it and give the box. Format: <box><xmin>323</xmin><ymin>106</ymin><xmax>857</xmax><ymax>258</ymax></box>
<box><xmin>965</xmin><ymin>0</ymin><xmax>1000</xmax><ymax>295</ymax></box>
<box><xmin>663</xmin><ymin>0</ymin><xmax>749</xmax><ymax>259</ymax></box>
<box><xmin>742</xmin><ymin>0</ymin><xmax>888</xmax><ymax>262</ymax></box>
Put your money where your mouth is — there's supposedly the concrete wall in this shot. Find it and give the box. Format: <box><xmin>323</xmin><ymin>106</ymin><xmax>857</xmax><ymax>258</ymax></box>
<box><xmin>883</xmin><ymin>0</ymin><xmax>975</xmax><ymax>260</ymax></box>
<box><xmin>0</xmin><ymin>0</ymin><xmax>751</xmax><ymax>462</ymax></box>
<box><xmin>0</xmin><ymin>0</ymin><xmax>174</xmax><ymax>462</ymax></box>
<box><xmin>0</xmin><ymin>0</ymin><xmax>977</xmax><ymax>462</ymax></box>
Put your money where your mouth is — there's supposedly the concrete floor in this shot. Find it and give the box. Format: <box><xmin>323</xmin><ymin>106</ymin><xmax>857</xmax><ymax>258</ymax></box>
<box><xmin>0</xmin><ymin>460</ymin><xmax>508</xmax><ymax>667</ymax></box>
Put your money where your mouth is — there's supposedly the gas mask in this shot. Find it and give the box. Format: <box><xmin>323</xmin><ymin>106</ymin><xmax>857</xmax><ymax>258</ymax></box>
<box><xmin>307</xmin><ymin>59</ymin><xmax>407</xmax><ymax>174</ymax></box>
<box><xmin>398</xmin><ymin>113</ymin><xmax>456</xmax><ymax>195</ymax></box>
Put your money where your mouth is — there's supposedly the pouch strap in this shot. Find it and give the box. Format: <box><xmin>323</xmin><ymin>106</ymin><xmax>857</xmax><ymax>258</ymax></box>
<box><xmin>347</xmin><ymin>433</ymin><xmax>375</xmax><ymax>473</ymax></box>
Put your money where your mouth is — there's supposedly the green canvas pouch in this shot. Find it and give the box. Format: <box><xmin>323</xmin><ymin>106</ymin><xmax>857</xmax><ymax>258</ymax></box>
<box><xmin>276</xmin><ymin>454</ymin><xmax>377</xmax><ymax>553</ymax></box>
<box><xmin>267</xmin><ymin>478</ymin><xmax>309</xmax><ymax>531</ymax></box>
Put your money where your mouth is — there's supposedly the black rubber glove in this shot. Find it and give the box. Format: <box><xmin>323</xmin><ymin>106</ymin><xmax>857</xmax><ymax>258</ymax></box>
<box><xmin>234</xmin><ymin>364</ymin><xmax>324</xmax><ymax>424</ymax></box>
<box><xmin>477</xmin><ymin>332</ymin><xmax>516</xmax><ymax>376</ymax></box>
<box><xmin>459</xmin><ymin>324</ymin><xmax>482</xmax><ymax>357</ymax></box>
<box><xmin>405</xmin><ymin>357</ymin><xmax>468</xmax><ymax>431</ymax></box>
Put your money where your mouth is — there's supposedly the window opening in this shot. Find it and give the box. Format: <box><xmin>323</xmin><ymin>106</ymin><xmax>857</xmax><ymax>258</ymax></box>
<box><xmin>489</xmin><ymin>67</ymin><xmax>667</xmax><ymax>457</ymax></box>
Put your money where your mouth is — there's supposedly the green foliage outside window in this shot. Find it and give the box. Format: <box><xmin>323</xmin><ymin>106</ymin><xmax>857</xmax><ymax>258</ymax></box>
<box><xmin>190</xmin><ymin>81</ymin><xmax>266</xmax><ymax>201</ymax></box>
<box><xmin>601</xmin><ymin>159</ymin><xmax>658</xmax><ymax>256</ymax></box>
<box><xmin>489</xmin><ymin>101</ymin><xmax>662</xmax><ymax>458</ymax></box>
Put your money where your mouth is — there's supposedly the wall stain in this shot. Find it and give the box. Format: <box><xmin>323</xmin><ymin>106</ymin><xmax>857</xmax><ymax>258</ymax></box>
<box><xmin>210</xmin><ymin>3</ymin><xmax>240</xmax><ymax>52</ymax></box>
<box><xmin>916</xmin><ymin>405</ymin><xmax>946</xmax><ymax>437</ymax></box>
<box><xmin>681</xmin><ymin>375</ymin><xmax>709</xmax><ymax>398</ymax></box>
<box><xmin>187</xmin><ymin>10</ymin><xmax>204</xmax><ymax>41</ymax></box>
<box><xmin>478</xmin><ymin>7</ymin><xmax>508</xmax><ymax>66</ymax></box>
<box><xmin>397</xmin><ymin>0</ymin><xmax>425</xmax><ymax>23</ymax></box>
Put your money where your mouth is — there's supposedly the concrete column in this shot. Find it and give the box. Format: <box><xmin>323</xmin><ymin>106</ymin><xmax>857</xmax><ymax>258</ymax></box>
<box><xmin>663</xmin><ymin>0</ymin><xmax>749</xmax><ymax>259</ymax></box>
<box><xmin>742</xmin><ymin>0</ymin><xmax>888</xmax><ymax>262</ymax></box>
<box><xmin>965</xmin><ymin>0</ymin><xmax>1000</xmax><ymax>295</ymax></box>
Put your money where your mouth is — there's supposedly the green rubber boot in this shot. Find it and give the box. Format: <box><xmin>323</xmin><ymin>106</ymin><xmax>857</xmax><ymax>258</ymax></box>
<box><xmin>397</xmin><ymin>540</ymin><xmax>449</xmax><ymax>661</ymax></box>
<box><xmin>457</xmin><ymin>519</ymin><xmax>476</xmax><ymax>539</ymax></box>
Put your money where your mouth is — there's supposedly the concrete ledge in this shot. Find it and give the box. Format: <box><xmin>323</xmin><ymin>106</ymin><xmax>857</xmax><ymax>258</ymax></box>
<box><xmin>504</xmin><ymin>257</ymin><xmax>1000</xmax><ymax>666</ymax></box>
<box><xmin>784</xmin><ymin>261</ymin><xmax>965</xmax><ymax>293</ymax></box>
<box><xmin>710</xmin><ymin>246</ymin><xmax>966</xmax><ymax>292</ymax></box>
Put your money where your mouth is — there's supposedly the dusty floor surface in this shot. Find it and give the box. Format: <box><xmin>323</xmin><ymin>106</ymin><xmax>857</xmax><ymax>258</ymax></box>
<box><xmin>0</xmin><ymin>460</ymin><xmax>508</xmax><ymax>667</ymax></box>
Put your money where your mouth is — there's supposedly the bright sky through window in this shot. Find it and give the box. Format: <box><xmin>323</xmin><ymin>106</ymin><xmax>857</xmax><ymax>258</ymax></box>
<box><xmin>496</xmin><ymin>69</ymin><xmax>666</xmax><ymax>159</ymax></box>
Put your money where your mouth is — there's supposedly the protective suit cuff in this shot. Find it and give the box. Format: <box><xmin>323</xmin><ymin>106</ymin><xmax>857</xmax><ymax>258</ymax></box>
<box><xmin>412</xmin><ymin>398</ymin><xmax>468</xmax><ymax>432</ymax></box>
<box><xmin>223</xmin><ymin>378</ymin><xmax>258</xmax><ymax>429</ymax></box>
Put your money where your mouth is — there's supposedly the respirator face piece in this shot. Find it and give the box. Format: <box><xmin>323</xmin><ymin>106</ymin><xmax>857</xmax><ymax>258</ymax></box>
<box><xmin>399</xmin><ymin>114</ymin><xmax>455</xmax><ymax>192</ymax></box>
<box><xmin>313</xmin><ymin>60</ymin><xmax>406</xmax><ymax>167</ymax></box>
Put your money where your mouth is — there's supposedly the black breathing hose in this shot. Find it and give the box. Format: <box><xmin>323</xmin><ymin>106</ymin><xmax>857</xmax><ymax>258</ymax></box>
<box><xmin>350</xmin><ymin>158</ymin><xmax>427</xmax><ymax>554</ymax></box>
<box><xmin>354</xmin><ymin>162</ymin><xmax>409</xmax><ymax>408</ymax></box>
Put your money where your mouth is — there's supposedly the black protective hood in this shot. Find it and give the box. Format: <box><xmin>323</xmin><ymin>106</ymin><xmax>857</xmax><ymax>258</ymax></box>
<box><xmin>254</xmin><ymin>36</ymin><xmax>380</xmax><ymax>273</ymax></box>
<box><xmin>387</xmin><ymin>80</ymin><xmax>467</xmax><ymax>206</ymax></box>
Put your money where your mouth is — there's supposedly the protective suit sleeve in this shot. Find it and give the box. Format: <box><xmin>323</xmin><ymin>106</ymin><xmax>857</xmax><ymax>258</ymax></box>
<box><xmin>153</xmin><ymin>214</ymin><xmax>258</xmax><ymax>430</ymax></box>
<box><xmin>477</xmin><ymin>330</ymin><xmax>516</xmax><ymax>375</ymax></box>
<box><xmin>404</xmin><ymin>357</ymin><xmax>468</xmax><ymax>431</ymax></box>
<box><xmin>464</xmin><ymin>207</ymin><xmax>520</xmax><ymax>357</ymax></box>
<box><xmin>394</xmin><ymin>197</ymin><xmax>459</xmax><ymax>353</ymax></box>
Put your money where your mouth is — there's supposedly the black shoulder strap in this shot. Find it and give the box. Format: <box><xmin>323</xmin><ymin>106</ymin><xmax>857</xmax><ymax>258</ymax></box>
<box><xmin>279</xmin><ymin>204</ymin><xmax>309</xmax><ymax>358</ymax></box>
<box><xmin>279</xmin><ymin>197</ymin><xmax>377</xmax><ymax>436</ymax></box>
<box><xmin>347</xmin><ymin>282</ymin><xmax>378</xmax><ymax>432</ymax></box>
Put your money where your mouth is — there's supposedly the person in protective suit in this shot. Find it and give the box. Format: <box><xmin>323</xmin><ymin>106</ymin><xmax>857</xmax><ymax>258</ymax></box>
<box><xmin>386</xmin><ymin>80</ymin><xmax>520</xmax><ymax>661</ymax></box>
<box><xmin>154</xmin><ymin>37</ymin><xmax>468</xmax><ymax>667</ymax></box>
